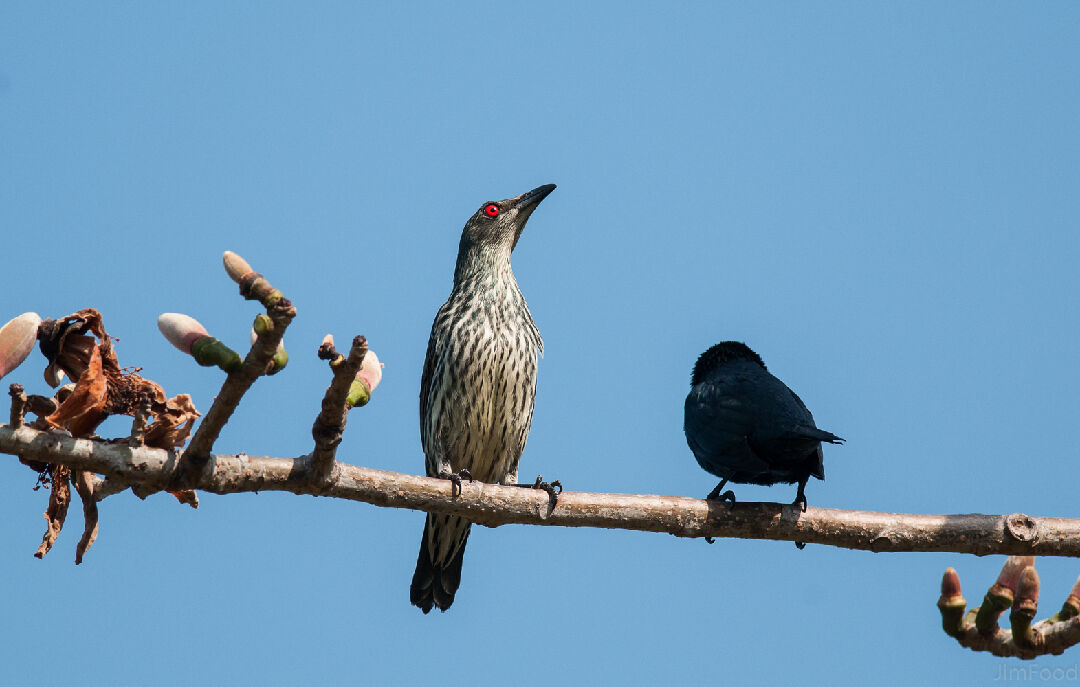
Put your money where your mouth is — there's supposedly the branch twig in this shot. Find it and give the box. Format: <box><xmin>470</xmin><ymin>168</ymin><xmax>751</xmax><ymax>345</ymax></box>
<box><xmin>128</xmin><ymin>391</ymin><xmax>152</xmax><ymax>448</ymax></box>
<box><xmin>938</xmin><ymin>557</ymin><xmax>1080</xmax><ymax>658</ymax></box>
<box><xmin>308</xmin><ymin>335</ymin><xmax>368</xmax><ymax>483</ymax></box>
<box><xmin>4</xmin><ymin>422</ymin><xmax>1080</xmax><ymax>556</ymax></box>
<box><xmin>177</xmin><ymin>254</ymin><xmax>296</xmax><ymax>481</ymax></box>
<box><xmin>181</xmin><ymin>299</ymin><xmax>295</xmax><ymax>464</ymax></box>
<box><xmin>8</xmin><ymin>384</ymin><xmax>26</xmax><ymax>428</ymax></box>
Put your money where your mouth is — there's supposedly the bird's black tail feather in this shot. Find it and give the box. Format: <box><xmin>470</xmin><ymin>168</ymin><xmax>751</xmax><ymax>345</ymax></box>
<box><xmin>803</xmin><ymin>427</ymin><xmax>845</xmax><ymax>444</ymax></box>
<box><xmin>410</xmin><ymin>513</ymin><xmax>471</xmax><ymax>614</ymax></box>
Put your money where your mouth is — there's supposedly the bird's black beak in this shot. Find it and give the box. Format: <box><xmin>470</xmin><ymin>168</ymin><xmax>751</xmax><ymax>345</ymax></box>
<box><xmin>509</xmin><ymin>184</ymin><xmax>555</xmax><ymax>250</ymax></box>
<box><xmin>512</xmin><ymin>184</ymin><xmax>556</xmax><ymax>213</ymax></box>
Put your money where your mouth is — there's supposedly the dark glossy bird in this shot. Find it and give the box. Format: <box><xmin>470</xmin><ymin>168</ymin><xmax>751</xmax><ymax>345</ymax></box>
<box><xmin>411</xmin><ymin>184</ymin><xmax>556</xmax><ymax>614</ymax></box>
<box><xmin>683</xmin><ymin>341</ymin><xmax>843</xmax><ymax>511</ymax></box>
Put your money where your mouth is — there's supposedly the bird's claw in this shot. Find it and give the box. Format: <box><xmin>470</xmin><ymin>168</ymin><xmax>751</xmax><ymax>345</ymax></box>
<box><xmin>792</xmin><ymin>488</ymin><xmax>808</xmax><ymax>548</ymax></box>
<box><xmin>702</xmin><ymin>492</ymin><xmax>734</xmax><ymax>544</ymax></box>
<box><xmin>706</xmin><ymin>489</ymin><xmax>736</xmax><ymax>505</ymax></box>
<box><xmin>704</xmin><ymin>482</ymin><xmax>735</xmax><ymax>544</ymax></box>
<box><xmin>438</xmin><ymin>468</ymin><xmax>474</xmax><ymax>498</ymax></box>
<box><xmin>792</xmin><ymin>493</ymin><xmax>807</xmax><ymax>513</ymax></box>
<box><xmin>518</xmin><ymin>475</ymin><xmax>562</xmax><ymax>510</ymax></box>
<box><xmin>706</xmin><ymin>479</ymin><xmax>735</xmax><ymax>503</ymax></box>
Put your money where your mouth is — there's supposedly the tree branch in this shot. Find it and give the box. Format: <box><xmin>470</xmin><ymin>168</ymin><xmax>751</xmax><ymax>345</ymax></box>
<box><xmin>181</xmin><ymin>252</ymin><xmax>297</xmax><ymax>467</ymax></box>
<box><xmin>309</xmin><ymin>335</ymin><xmax>368</xmax><ymax>483</ymax></box>
<box><xmin>181</xmin><ymin>297</ymin><xmax>295</xmax><ymax>464</ymax></box>
<box><xmin>4</xmin><ymin>422</ymin><xmax>1080</xmax><ymax>556</ymax></box>
<box><xmin>938</xmin><ymin>558</ymin><xmax>1080</xmax><ymax>658</ymax></box>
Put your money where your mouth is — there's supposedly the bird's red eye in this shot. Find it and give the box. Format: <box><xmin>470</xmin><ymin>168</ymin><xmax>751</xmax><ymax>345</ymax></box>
<box><xmin>484</xmin><ymin>204</ymin><xmax>500</xmax><ymax>217</ymax></box>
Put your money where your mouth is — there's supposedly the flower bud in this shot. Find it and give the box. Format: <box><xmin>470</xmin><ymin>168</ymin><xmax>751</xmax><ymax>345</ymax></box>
<box><xmin>347</xmin><ymin>350</ymin><xmax>384</xmax><ymax>407</ymax></box>
<box><xmin>158</xmin><ymin>313</ymin><xmax>241</xmax><ymax>373</ymax></box>
<box><xmin>940</xmin><ymin>567</ymin><xmax>963</xmax><ymax>603</ymax></box>
<box><xmin>158</xmin><ymin>313</ymin><xmax>210</xmax><ymax>354</ymax></box>
<box><xmin>995</xmin><ymin>556</ymin><xmax>1035</xmax><ymax>593</ymax></box>
<box><xmin>937</xmin><ymin>567</ymin><xmax>967</xmax><ymax>637</ymax></box>
<box><xmin>357</xmin><ymin>349</ymin><xmax>383</xmax><ymax>392</ymax></box>
<box><xmin>223</xmin><ymin>250</ymin><xmax>255</xmax><ymax>284</ymax></box>
<box><xmin>0</xmin><ymin>312</ymin><xmax>41</xmax><ymax>380</ymax></box>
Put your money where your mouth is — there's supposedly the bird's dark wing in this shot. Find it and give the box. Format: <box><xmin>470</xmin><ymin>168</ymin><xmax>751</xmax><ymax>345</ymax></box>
<box><xmin>741</xmin><ymin>379</ymin><xmax>841</xmax><ymax>480</ymax></box>
<box><xmin>420</xmin><ymin>302</ymin><xmax>455</xmax><ymax>476</ymax></box>
<box><xmin>419</xmin><ymin>324</ymin><xmax>438</xmax><ymax>430</ymax></box>
<box><xmin>746</xmin><ymin>430</ymin><xmax>826</xmax><ymax>480</ymax></box>
<box><xmin>687</xmin><ymin>366</ymin><xmax>827</xmax><ymax>478</ymax></box>
<box><xmin>684</xmin><ymin>381</ymin><xmax>772</xmax><ymax>479</ymax></box>
<box><xmin>784</xmin><ymin>388</ymin><xmax>843</xmax><ymax>444</ymax></box>
<box><xmin>787</xmin><ymin>387</ymin><xmax>813</xmax><ymax>416</ymax></box>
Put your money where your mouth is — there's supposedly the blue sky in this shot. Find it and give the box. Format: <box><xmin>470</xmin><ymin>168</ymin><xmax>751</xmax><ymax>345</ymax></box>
<box><xmin>2</xmin><ymin>3</ymin><xmax>1080</xmax><ymax>685</ymax></box>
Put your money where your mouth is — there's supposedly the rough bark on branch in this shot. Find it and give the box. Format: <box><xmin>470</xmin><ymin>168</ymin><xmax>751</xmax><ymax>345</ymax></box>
<box><xmin>3</xmin><ymin>422</ymin><xmax>1080</xmax><ymax>555</ymax></box>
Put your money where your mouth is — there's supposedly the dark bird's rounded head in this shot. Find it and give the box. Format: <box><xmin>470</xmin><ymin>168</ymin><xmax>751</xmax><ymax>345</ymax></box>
<box><xmin>460</xmin><ymin>184</ymin><xmax>556</xmax><ymax>253</ymax></box>
<box><xmin>691</xmin><ymin>341</ymin><xmax>766</xmax><ymax>385</ymax></box>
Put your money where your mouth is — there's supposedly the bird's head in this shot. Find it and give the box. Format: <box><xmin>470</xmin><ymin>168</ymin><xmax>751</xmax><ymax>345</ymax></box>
<box><xmin>691</xmin><ymin>341</ymin><xmax>767</xmax><ymax>385</ymax></box>
<box><xmin>459</xmin><ymin>184</ymin><xmax>556</xmax><ymax>253</ymax></box>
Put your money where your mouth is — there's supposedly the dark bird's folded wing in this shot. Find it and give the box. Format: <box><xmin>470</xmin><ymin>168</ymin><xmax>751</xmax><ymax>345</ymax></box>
<box><xmin>684</xmin><ymin>382</ymin><xmax>771</xmax><ymax>478</ymax></box>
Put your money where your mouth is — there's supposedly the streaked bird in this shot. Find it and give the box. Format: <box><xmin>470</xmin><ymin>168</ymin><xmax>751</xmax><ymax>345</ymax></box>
<box><xmin>683</xmin><ymin>341</ymin><xmax>843</xmax><ymax>512</ymax></box>
<box><xmin>411</xmin><ymin>184</ymin><xmax>556</xmax><ymax>613</ymax></box>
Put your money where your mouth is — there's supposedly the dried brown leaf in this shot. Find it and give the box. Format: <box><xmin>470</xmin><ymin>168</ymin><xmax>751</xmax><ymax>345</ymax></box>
<box><xmin>45</xmin><ymin>345</ymin><xmax>108</xmax><ymax>437</ymax></box>
<box><xmin>35</xmin><ymin>464</ymin><xmax>71</xmax><ymax>558</ymax></box>
<box><xmin>73</xmin><ymin>470</ymin><xmax>99</xmax><ymax>564</ymax></box>
<box><xmin>36</xmin><ymin>309</ymin><xmax>198</xmax><ymax>445</ymax></box>
<box><xmin>38</xmin><ymin>308</ymin><xmax>118</xmax><ymax>386</ymax></box>
<box><xmin>144</xmin><ymin>393</ymin><xmax>201</xmax><ymax>450</ymax></box>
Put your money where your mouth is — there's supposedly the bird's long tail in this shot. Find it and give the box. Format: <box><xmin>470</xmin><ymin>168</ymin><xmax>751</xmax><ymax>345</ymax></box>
<box><xmin>804</xmin><ymin>427</ymin><xmax>844</xmax><ymax>444</ymax></box>
<box><xmin>410</xmin><ymin>512</ymin><xmax>471</xmax><ymax>613</ymax></box>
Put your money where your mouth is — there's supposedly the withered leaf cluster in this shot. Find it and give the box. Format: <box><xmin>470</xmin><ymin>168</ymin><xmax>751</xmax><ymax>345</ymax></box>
<box><xmin>24</xmin><ymin>308</ymin><xmax>202</xmax><ymax>563</ymax></box>
<box><xmin>36</xmin><ymin>308</ymin><xmax>201</xmax><ymax>445</ymax></box>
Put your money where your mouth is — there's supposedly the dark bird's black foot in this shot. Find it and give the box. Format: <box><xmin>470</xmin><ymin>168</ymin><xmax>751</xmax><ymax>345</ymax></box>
<box><xmin>703</xmin><ymin>480</ymin><xmax>736</xmax><ymax>544</ymax></box>
<box><xmin>705</xmin><ymin>479</ymin><xmax>736</xmax><ymax>504</ymax></box>
<box><xmin>793</xmin><ymin>479</ymin><xmax>808</xmax><ymax>548</ymax></box>
<box><xmin>438</xmin><ymin>468</ymin><xmax>473</xmax><ymax>497</ymax></box>
<box><xmin>515</xmin><ymin>475</ymin><xmax>562</xmax><ymax>509</ymax></box>
<box><xmin>710</xmin><ymin>490</ymin><xmax>736</xmax><ymax>504</ymax></box>
<box><xmin>792</xmin><ymin>485</ymin><xmax>808</xmax><ymax>513</ymax></box>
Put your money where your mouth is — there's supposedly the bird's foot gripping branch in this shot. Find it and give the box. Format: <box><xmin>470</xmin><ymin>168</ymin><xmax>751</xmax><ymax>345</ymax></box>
<box><xmin>0</xmin><ymin>251</ymin><xmax>381</xmax><ymax>563</ymax></box>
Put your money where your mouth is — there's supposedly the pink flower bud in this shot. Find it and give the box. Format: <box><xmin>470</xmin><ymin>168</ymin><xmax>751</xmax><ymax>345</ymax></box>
<box><xmin>940</xmin><ymin>567</ymin><xmax>963</xmax><ymax>601</ymax></box>
<box><xmin>0</xmin><ymin>312</ymin><xmax>42</xmax><ymax>380</ymax></box>
<box><xmin>158</xmin><ymin>313</ymin><xmax>210</xmax><ymax>354</ymax></box>
<box><xmin>1015</xmin><ymin>566</ymin><xmax>1040</xmax><ymax>613</ymax></box>
<box><xmin>223</xmin><ymin>250</ymin><xmax>256</xmax><ymax>284</ymax></box>
<box><xmin>356</xmin><ymin>349</ymin><xmax>383</xmax><ymax>392</ymax></box>
<box><xmin>996</xmin><ymin>556</ymin><xmax>1035</xmax><ymax>593</ymax></box>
